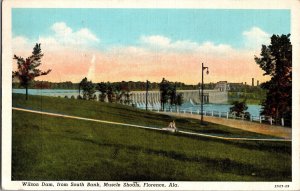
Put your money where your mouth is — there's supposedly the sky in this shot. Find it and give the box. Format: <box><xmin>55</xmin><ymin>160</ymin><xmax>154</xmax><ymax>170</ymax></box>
<box><xmin>12</xmin><ymin>9</ymin><xmax>290</xmax><ymax>84</ymax></box>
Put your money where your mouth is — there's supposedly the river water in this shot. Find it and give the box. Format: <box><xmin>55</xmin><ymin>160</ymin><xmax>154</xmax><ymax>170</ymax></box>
<box><xmin>12</xmin><ymin>89</ymin><xmax>262</xmax><ymax>117</ymax></box>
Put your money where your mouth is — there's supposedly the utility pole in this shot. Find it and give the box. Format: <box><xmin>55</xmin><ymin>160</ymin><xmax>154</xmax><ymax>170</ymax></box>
<box><xmin>146</xmin><ymin>80</ymin><xmax>149</xmax><ymax>111</ymax></box>
<box><xmin>201</xmin><ymin>63</ymin><xmax>209</xmax><ymax>124</ymax></box>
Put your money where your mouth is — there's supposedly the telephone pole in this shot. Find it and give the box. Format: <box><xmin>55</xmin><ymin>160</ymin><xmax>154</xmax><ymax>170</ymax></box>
<box><xmin>201</xmin><ymin>63</ymin><xmax>209</xmax><ymax>124</ymax></box>
<box><xmin>146</xmin><ymin>80</ymin><xmax>149</xmax><ymax>111</ymax></box>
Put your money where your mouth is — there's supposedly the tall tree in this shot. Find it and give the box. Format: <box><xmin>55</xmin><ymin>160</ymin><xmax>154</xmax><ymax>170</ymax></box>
<box><xmin>115</xmin><ymin>82</ymin><xmax>129</xmax><ymax>103</ymax></box>
<box><xmin>80</xmin><ymin>77</ymin><xmax>96</xmax><ymax>100</ymax></box>
<box><xmin>169</xmin><ymin>83</ymin><xmax>177</xmax><ymax>109</ymax></box>
<box><xmin>159</xmin><ymin>78</ymin><xmax>169</xmax><ymax>110</ymax></box>
<box><xmin>107</xmin><ymin>83</ymin><xmax>116</xmax><ymax>103</ymax></box>
<box><xmin>97</xmin><ymin>82</ymin><xmax>108</xmax><ymax>102</ymax></box>
<box><xmin>159</xmin><ymin>78</ymin><xmax>185</xmax><ymax>110</ymax></box>
<box><xmin>175</xmin><ymin>93</ymin><xmax>184</xmax><ymax>110</ymax></box>
<box><xmin>255</xmin><ymin>34</ymin><xmax>292</xmax><ymax>126</ymax></box>
<box><xmin>12</xmin><ymin>43</ymin><xmax>51</xmax><ymax>100</ymax></box>
<box><xmin>79</xmin><ymin>77</ymin><xmax>88</xmax><ymax>99</ymax></box>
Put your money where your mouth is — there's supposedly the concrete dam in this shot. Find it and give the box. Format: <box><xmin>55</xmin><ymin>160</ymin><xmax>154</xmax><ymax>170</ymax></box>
<box><xmin>131</xmin><ymin>89</ymin><xmax>228</xmax><ymax>109</ymax></box>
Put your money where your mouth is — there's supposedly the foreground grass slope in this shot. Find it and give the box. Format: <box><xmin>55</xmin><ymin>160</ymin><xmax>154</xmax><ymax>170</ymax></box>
<box><xmin>12</xmin><ymin>94</ymin><xmax>291</xmax><ymax>181</ymax></box>
<box><xmin>13</xmin><ymin>94</ymin><xmax>278</xmax><ymax>139</ymax></box>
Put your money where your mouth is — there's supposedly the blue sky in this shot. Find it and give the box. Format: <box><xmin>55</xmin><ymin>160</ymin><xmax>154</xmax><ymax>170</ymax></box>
<box><xmin>12</xmin><ymin>9</ymin><xmax>290</xmax><ymax>49</ymax></box>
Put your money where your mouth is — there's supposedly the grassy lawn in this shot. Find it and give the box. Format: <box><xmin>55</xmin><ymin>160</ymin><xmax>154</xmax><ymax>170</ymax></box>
<box><xmin>12</xmin><ymin>93</ymin><xmax>291</xmax><ymax>181</ymax></box>
<box><xmin>12</xmin><ymin>94</ymin><xmax>278</xmax><ymax>139</ymax></box>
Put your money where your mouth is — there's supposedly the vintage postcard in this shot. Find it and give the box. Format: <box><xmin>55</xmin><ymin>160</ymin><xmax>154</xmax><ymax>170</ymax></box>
<box><xmin>2</xmin><ymin>0</ymin><xmax>300</xmax><ymax>190</ymax></box>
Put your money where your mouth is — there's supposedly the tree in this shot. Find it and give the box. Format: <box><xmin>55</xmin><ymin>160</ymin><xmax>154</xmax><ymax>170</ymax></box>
<box><xmin>80</xmin><ymin>77</ymin><xmax>96</xmax><ymax>100</ymax></box>
<box><xmin>175</xmin><ymin>93</ymin><xmax>184</xmax><ymax>110</ymax></box>
<box><xmin>254</xmin><ymin>34</ymin><xmax>292</xmax><ymax>125</ymax></box>
<box><xmin>107</xmin><ymin>83</ymin><xmax>116</xmax><ymax>103</ymax></box>
<box><xmin>229</xmin><ymin>100</ymin><xmax>250</xmax><ymax>120</ymax></box>
<box><xmin>12</xmin><ymin>43</ymin><xmax>51</xmax><ymax>100</ymax></box>
<box><xmin>115</xmin><ymin>82</ymin><xmax>130</xmax><ymax>104</ymax></box>
<box><xmin>159</xmin><ymin>78</ymin><xmax>185</xmax><ymax>110</ymax></box>
<box><xmin>124</xmin><ymin>91</ymin><xmax>132</xmax><ymax>105</ymax></box>
<box><xmin>97</xmin><ymin>82</ymin><xmax>108</xmax><ymax>102</ymax></box>
<box><xmin>169</xmin><ymin>83</ymin><xmax>177</xmax><ymax>109</ymax></box>
<box><xmin>159</xmin><ymin>78</ymin><xmax>169</xmax><ymax>110</ymax></box>
<box><xmin>78</xmin><ymin>80</ymin><xmax>83</xmax><ymax>98</ymax></box>
<box><xmin>79</xmin><ymin>77</ymin><xmax>88</xmax><ymax>99</ymax></box>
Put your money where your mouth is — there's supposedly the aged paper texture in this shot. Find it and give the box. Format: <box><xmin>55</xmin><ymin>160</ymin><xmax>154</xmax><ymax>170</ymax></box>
<box><xmin>2</xmin><ymin>0</ymin><xmax>300</xmax><ymax>190</ymax></box>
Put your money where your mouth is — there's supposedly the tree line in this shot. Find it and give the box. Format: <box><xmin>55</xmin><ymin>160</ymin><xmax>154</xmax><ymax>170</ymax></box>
<box><xmin>13</xmin><ymin>80</ymin><xmax>201</xmax><ymax>91</ymax></box>
<box><xmin>78</xmin><ymin>78</ymin><xmax>132</xmax><ymax>104</ymax></box>
<box><xmin>78</xmin><ymin>77</ymin><xmax>184</xmax><ymax>109</ymax></box>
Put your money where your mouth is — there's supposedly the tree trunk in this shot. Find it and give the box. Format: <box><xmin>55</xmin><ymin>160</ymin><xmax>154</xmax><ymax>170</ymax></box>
<box><xmin>275</xmin><ymin>106</ymin><xmax>279</xmax><ymax>125</ymax></box>
<box><xmin>25</xmin><ymin>86</ymin><xmax>28</xmax><ymax>100</ymax></box>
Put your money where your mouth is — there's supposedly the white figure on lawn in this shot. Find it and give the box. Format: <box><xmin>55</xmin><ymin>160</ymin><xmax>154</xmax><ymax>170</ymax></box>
<box><xmin>163</xmin><ymin>120</ymin><xmax>177</xmax><ymax>132</ymax></box>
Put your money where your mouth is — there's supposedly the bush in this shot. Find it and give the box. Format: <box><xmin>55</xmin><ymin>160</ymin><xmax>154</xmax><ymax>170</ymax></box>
<box><xmin>230</xmin><ymin>100</ymin><xmax>250</xmax><ymax>120</ymax></box>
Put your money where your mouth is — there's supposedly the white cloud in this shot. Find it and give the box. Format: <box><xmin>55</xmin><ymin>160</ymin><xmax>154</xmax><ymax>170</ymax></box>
<box><xmin>12</xmin><ymin>36</ymin><xmax>30</xmax><ymax>51</ymax></box>
<box><xmin>38</xmin><ymin>36</ymin><xmax>60</xmax><ymax>47</ymax></box>
<box><xmin>140</xmin><ymin>35</ymin><xmax>171</xmax><ymax>47</ymax></box>
<box><xmin>196</xmin><ymin>41</ymin><xmax>239</xmax><ymax>57</ymax></box>
<box><xmin>76</xmin><ymin>28</ymin><xmax>99</xmax><ymax>42</ymax></box>
<box><xmin>139</xmin><ymin>35</ymin><xmax>234</xmax><ymax>55</ymax></box>
<box><xmin>12</xmin><ymin>22</ymin><xmax>100</xmax><ymax>52</ymax></box>
<box><xmin>139</xmin><ymin>29</ymin><xmax>269</xmax><ymax>56</ymax></box>
<box><xmin>243</xmin><ymin>27</ymin><xmax>270</xmax><ymax>49</ymax></box>
<box><xmin>140</xmin><ymin>35</ymin><xmax>199</xmax><ymax>52</ymax></box>
<box><xmin>12</xmin><ymin>36</ymin><xmax>29</xmax><ymax>45</ymax></box>
<box><xmin>111</xmin><ymin>46</ymin><xmax>148</xmax><ymax>55</ymax></box>
<box><xmin>51</xmin><ymin>22</ymin><xmax>73</xmax><ymax>36</ymax></box>
<box><xmin>48</xmin><ymin>22</ymin><xmax>99</xmax><ymax>47</ymax></box>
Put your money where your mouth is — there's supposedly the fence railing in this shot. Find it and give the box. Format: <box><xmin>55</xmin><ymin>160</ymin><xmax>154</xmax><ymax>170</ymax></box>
<box><xmin>60</xmin><ymin>95</ymin><xmax>289</xmax><ymax>127</ymax></box>
<box><xmin>140</xmin><ymin>106</ymin><xmax>287</xmax><ymax>127</ymax></box>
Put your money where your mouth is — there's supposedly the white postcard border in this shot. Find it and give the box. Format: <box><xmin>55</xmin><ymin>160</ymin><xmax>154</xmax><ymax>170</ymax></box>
<box><xmin>2</xmin><ymin>0</ymin><xmax>300</xmax><ymax>190</ymax></box>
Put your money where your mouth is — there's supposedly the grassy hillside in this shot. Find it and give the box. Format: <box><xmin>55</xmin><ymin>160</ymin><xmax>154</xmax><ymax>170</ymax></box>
<box><xmin>12</xmin><ymin>94</ymin><xmax>278</xmax><ymax>139</ymax></box>
<box><xmin>12</xmin><ymin>94</ymin><xmax>291</xmax><ymax>181</ymax></box>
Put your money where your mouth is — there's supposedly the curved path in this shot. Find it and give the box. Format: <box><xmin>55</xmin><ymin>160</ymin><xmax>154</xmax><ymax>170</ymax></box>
<box><xmin>13</xmin><ymin>107</ymin><xmax>291</xmax><ymax>142</ymax></box>
<box><xmin>164</xmin><ymin>112</ymin><xmax>291</xmax><ymax>139</ymax></box>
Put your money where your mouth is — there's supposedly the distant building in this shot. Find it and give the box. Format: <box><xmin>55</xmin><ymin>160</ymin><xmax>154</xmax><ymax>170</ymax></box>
<box><xmin>252</xmin><ymin>78</ymin><xmax>254</xmax><ymax>86</ymax></box>
<box><xmin>227</xmin><ymin>82</ymin><xmax>244</xmax><ymax>91</ymax></box>
<box><xmin>257</xmin><ymin>80</ymin><xmax>260</xmax><ymax>86</ymax></box>
<box><xmin>214</xmin><ymin>81</ymin><xmax>230</xmax><ymax>91</ymax></box>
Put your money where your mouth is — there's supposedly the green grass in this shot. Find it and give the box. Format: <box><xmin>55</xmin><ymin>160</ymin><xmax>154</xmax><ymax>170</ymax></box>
<box><xmin>12</xmin><ymin>93</ymin><xmax>291</xmax><ymax>181</ymax></box>
<box><xmin>12</xmin><ymin>94</ymin><xmax>277</xmax><ymax>139</ymax></box>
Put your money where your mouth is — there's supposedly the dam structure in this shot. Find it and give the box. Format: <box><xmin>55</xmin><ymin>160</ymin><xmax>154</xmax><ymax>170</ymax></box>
<box><xmin>131</xmin><ymin>82</ymin><xmax>229</xmax><ymax>109</ymax></box>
